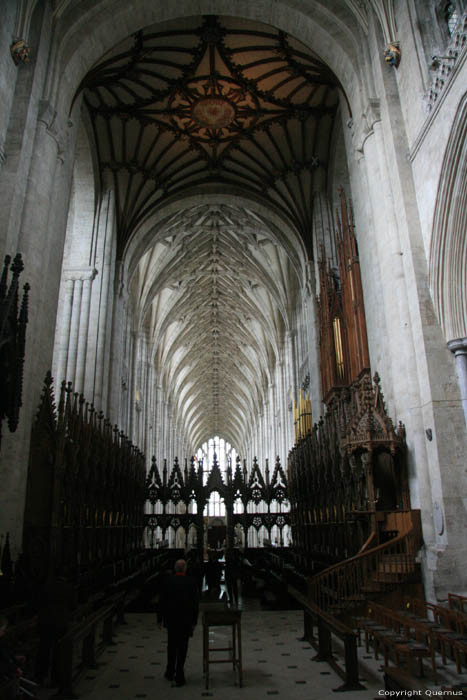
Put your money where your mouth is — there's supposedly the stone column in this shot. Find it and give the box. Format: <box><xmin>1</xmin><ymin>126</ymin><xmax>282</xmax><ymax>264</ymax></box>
<box><xmin>269</xmin><ymin>382</ymin><xmax>276</xmax><ymax>460</ymax></box>
<box><xmin>89</xmin><ymin>189</ymin><xmax>116</xmax><ymax>409</ymax></box>
<box><xmin>302</xmin><ymin>274</ymin><xmax>322</xmax><ymax>416</ymax></box>
<box><xmin>155</xmin><ymin>383</ymin><xmax>162</xmax><ymax>465</ymax></box>
<box><xmin>276</xmin><ymin>360</ymin><xmax>285</xmax><ymax>463</ymax></box>
<box><xmin>106</xmin><ymin>261</ymin><xmax>128</xmax><ymax>426</ymax></box>
<box><xmin>447</xmin><ymin>338</ymin><xmax>467</xmax><ymax>425</ymax></box>
<box><xmin>0</xmin><ymin>95</ymin><xmax>78</xmax><ymax>553</ymax></box>
<box><xmin>259</xmin><ymin>408</ymin><xmax>264</xmax><ymax>467</ymax></box>
<box><xmin>65</xmin><ymin>277</ymin><xmax>82</xmax><ymax>386</ymax></box>
<box><xmin>161</xmin><ymin>399</ymin><xmax>168</xmax><ymax>463</ymax></box>
<box><xmin>75</xmin><ymin>269</ymin><xmax>97</xmax><ymax>393</ymax></box>
<box><xmin>55</xmin><ymin>278</ymin><xmax>74</xmax><ymax>386</ymax></box>
<box><xmin>126</xmin><ymin>321</ymin><xmax>134</xmax><ymax>437</ymax></box>
<box><xmin>284</xmin><ymin>332</ymin><xmax>295</xmax><ymax>449</ymax></box>
<box><xmin>170</xmin><ymin>417</ymin><xmax>176</xmax><ymax>464</ymax></box>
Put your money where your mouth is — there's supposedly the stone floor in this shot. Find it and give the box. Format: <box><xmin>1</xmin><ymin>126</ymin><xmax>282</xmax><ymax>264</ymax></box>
<box><xmin>68</xmin><ymin>609</ymin><xmax>385</xmax><ymax>700</ymax></box>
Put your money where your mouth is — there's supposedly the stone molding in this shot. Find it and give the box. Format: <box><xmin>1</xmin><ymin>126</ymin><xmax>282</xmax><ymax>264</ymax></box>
<box><xmin>37</xmin><ymin>100</ymin><xmax>68</xmax><ymax>162</ymax></box>
<box><xmin>428</xmin><ymin>92</ymin><xmax>467</xmax><ymax>342</ymax></box>
<box><xmin>344</xmin><ymin>0</ymin><xmax>368</xmax><ymax>35</ymax></box>
<box><xmin>352</xmin><ymin>98</ymin><xmax>382</xmax><ymax>156</ymax></box>
<box><xmin>305</xmin><ymin>260</ymin><xmax>315</xmax><ymax>296</ymax></box>
<box><xmin>447</xmin><ymin>337</ymin><xmax>467</xmax><ymax>425</ymax></box>
<box><xmin>13</xmin><ymin>0</ymin><xmax>39</xmax><ymax>47</ymax></box>
<box><xmin>447</xmin><ymin>337</ymin><xmax>467</xmax><ymax>356</ymax></box>
<box><xmin>369</xmin><ymin>0</ymin><xmax>398</xmax><ymax>45</ymax></box>
<box><xmin>64</xmin><ymin>267</ymin><xmax>97</xmax><ymax>282</ymax></box>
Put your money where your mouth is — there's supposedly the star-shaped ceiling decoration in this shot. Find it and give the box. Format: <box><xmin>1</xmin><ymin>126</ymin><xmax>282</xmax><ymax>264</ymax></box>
<box><xmin>79</xmin><ymin>15</ymin><xmax>342</xmax><ymax>255</ymax></box>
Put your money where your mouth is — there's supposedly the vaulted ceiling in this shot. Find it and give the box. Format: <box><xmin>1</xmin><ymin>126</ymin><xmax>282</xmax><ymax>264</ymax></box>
<box><xmin>78</xmin><ymin>15</ymin><xmax>342</xmax><ymax>454</ymax></box>
<box><xmin>81</xmin><ymin>14</ymin><xmax>341</xmax><ymax>256</ymax></box>
<box><xmin>131</xmin><ymin>202</ymin><xmax>301</xmax><ymax>451</ymax></box>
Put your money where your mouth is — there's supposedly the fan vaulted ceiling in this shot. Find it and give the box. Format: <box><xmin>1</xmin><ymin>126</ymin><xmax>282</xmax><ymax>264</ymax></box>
<box><xmin>79</xmin><ymin>15</ymin><xmax>342</xmax><ymax>453</ymax></box>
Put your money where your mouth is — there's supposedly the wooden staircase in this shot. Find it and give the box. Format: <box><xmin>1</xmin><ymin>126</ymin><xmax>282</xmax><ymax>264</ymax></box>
<box><xmin>309</xmin><ymin>510</ymin><xmax>422</xmax><ymax>613</ymax></box>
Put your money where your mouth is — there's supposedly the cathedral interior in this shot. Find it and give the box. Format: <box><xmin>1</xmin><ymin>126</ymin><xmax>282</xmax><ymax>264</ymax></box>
<box><xmin>0</xmin><ymin>1</ymin><xmax>466</xmax><ymax>698</ymax></box>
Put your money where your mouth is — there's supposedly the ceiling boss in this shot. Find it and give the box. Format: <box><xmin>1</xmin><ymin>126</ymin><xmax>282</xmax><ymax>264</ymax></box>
<box><xmin>191</xmin><ymin>97</ymin><xmax>236</xmax><ymax>129</ymax></box>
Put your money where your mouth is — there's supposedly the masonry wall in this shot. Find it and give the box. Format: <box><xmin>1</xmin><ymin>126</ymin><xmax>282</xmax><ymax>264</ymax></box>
<box><xmin>0</xmin><ymin>1</ymin><xmax>465</xmax><ymax>600</ymax></box>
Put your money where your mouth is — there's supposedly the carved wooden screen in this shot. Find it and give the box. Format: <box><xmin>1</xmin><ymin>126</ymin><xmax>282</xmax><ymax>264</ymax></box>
<box><xmin>0</xmin><ymin>254</ymin><xmax>29</xmax><ymax>451</ymax></box>
<box><xmin>145</xmin><ymin>455</ymin><xmax>290</xmax><ymax>551</ymax></box>
<box><xmin>23</xmin><ymin>374</ymin><xmax>146</xmax><ymax>584</ymax></box>
<box><xmin>288</xmin><ymin>371</ymin><xmax>410</xmax><ymax>573</ymax></box>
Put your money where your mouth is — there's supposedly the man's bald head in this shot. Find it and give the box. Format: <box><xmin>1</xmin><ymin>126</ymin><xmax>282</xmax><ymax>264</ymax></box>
<box><xmin>174</xmin><ymin>559</ymin><xmax>187</xmax><ymax>574</ymax></box>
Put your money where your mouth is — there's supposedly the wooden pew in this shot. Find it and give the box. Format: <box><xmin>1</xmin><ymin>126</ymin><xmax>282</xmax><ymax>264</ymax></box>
<box><xmin>448</xmin><ymin>593</ymin><xmax>467</xmax><ymax>615</ymax></box>
<box><xmin>355</xmin><ymin>601</ymin><xmax>438</xmax><ymax>683</ymax></box>
<box><xmin>54</xmin><ymin>595</ymin><xmax>124</xmax><ymax>697</ymax></box>
<box><xmin>404</xmin><ymin>596</ymin><xmax>467</xmax><ymax>672</ymax></box>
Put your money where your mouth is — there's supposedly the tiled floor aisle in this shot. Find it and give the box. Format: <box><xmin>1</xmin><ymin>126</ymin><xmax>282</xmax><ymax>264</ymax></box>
<box><xmin>74</xmin><ymin>610</ymin><xmax>383</xmax><ymax>700</ymax></box>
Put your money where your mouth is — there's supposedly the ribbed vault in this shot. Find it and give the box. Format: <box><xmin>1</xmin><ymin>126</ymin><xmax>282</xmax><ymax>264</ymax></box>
<box><xmin>130</xmin><ymin>202</ymin><xmax>302</xmax><ymax>453</ymax></box>
<box><xmin>80</xmin><ymin>14</ymin><xmax>341</xmax><ymax>257</ymax></box>
<box><xmin>76</xmin><ymin>12</ymin><xmax>342</xmax><ymax>455</ymax></box>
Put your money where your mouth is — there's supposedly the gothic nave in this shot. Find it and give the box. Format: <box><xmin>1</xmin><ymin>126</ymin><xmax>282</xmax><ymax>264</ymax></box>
<box><xmin>0</xmin><ymin>1</ymin><xmax>466</xmax><ymax>698</ymax></box>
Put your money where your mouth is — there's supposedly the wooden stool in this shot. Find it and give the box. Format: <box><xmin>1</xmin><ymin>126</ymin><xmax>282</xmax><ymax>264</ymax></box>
<box><xmin>203</xmin><ymin>608</ymin><xmax>243</xmax><ymax>689</ymax></box>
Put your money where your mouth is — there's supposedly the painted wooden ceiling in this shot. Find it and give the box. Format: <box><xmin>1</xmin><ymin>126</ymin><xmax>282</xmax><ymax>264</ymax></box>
<box><xmin>81</xmin><ymin>15</ymin><xmax>340</xmax><ymax>256</ymax></box>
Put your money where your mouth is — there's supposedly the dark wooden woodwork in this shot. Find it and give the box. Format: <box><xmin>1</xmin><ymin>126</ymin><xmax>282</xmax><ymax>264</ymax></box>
<box><xmin>318</xmin><ymin>249</ymin><xmax>349</xmax><ymax>395</ymax></box>
<box><xmin>317</xmin><ymin>190</ymin><xmax>369</xmax><ymax>400</ymax></box>
<box><xmin>145</xmin><ymin>454</ymin><xmax>289</xmax><ymax>553</ymax></box>
<box><xmin>336</xmin><ymin>188</ymin><xmax>370</xmax><ymax>382</ymax></box>
<box><xmin>22</xmin><ymin>373</ymin><xmax>146</xmax><ymax>585</ymax></box>
<box><xmin>289</xmin><ymin>584</ymin><xmax>364</xmax><ymax>691</ymax></box>
<box><xmin>288</xmin><ymin>370</ymin><xmax>411</xmax><ymax>576</ymax></box>
<box><xmin>0</xmin><ymin>254</ymin><xmax>29</xmax><ymax>450</ymax></box>
<box><xmin>78</xmin><ymin>16</ymin><xmax>341</xmax><ymax>255</ymax></box>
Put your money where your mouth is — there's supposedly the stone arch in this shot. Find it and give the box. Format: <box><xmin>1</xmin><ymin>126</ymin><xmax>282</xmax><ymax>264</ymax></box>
<box><xmin>47</xmin><ymin>0</ymin><xmax>365</xmax><ymax>120</ymax></box>
<box><xmin>429</xmin><ymin>91</ymin><xmax>467</xmax><ymax>343</ymax></box>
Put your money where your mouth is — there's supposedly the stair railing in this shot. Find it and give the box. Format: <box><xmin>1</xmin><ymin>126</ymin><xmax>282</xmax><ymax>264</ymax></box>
<box><xmin>309</xmin><ymin>510</ymin><xmax>421</xmax><ymax>611</ymax></box>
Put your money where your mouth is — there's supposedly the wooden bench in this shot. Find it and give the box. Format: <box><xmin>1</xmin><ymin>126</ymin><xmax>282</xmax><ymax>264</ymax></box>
<box><xmin>54</xmin><ymin>594</ymin><xmax>125</xmax><ymax>698</ymax></box>
<box><xmin>404</xmin><ymin>596</ymin><xmax>467</xmax><ymax>672</ymax></box>
<box><xmin>289</xmin><ymin>585</ymin><xmax>364</xmax><ymax>692</ymax></box>
<box><xmin>355</xmin><ymin>602</ymin><xmax>438</xmax><ymax>683</ymax></box>
<box><xmin>448</xmin><ymin>593</ymin><xmax>467</xmax><ymax>615</ymax></box>
<box><xmin>52</xmin><ymin>564</ymin><xmax>160</xmax><ymax>697</ymax></box>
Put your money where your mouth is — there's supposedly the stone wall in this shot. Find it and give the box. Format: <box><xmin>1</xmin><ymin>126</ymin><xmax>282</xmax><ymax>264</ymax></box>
<box><xmin>0</xmin><ymin>0</ymin><xmax>465</xmax><ymax>598</ymax></box>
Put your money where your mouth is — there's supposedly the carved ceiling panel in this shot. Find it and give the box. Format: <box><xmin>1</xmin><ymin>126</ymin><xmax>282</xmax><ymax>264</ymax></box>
<box><xmin>80</xmin><ymin>14</ymin><xmax>340</xmax><ymax>254</ymax></box>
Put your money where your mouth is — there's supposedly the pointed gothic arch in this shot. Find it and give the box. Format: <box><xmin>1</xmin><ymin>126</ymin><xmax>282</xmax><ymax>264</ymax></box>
<box><xmin>430</xmin><ymin>91</ymin><xmax>467</xmax><ymax>343</ymax></box>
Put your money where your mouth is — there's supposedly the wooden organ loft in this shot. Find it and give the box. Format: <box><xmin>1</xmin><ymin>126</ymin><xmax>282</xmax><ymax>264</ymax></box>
<box><xmin>288</xmin><ymin>190</ymin><xmax>423</xmax><ymax>612</ymax></box>
<box><xmin>318</xmin><ymin>189</ymin><xmax>370</xmax><ymax>398</ymax></box>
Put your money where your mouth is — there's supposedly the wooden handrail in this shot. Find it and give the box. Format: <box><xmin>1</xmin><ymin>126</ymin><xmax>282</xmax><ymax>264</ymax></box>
<box><xmin>309</xmin><ymin>510</ymin><xmax>421</xmax><ymax>611</ymax></box>
<box><xmin>288</xmin><ymin>584</ymin><xmax>364</xmax><ymax>691</ymax></box>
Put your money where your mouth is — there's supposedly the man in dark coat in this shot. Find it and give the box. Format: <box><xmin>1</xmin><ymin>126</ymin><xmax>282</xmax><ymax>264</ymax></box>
<box><xmin>159</xmin><ymin>559</ymin><xmax>199</xmax><ymax>687</ymax></box>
